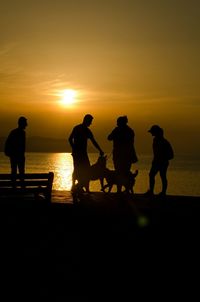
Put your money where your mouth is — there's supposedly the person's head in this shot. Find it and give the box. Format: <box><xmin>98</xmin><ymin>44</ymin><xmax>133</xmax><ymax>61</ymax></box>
<box><xmin>83</xmin><ymin>114</ymin><xmax>93</xmax><ymax>127</ymax></box>
<box><xmin>117</xmin><ymin>115</ymin><xmax>128</xmax><ymax>127</ymax></box>
<box><xmin>18</xmin><ymin>116</ymin><xmax>28</xmax><ymax>129</ymax></box>
<box><xmin>148</xmin><ymin>125</ymin><xmax>163</xmax><ymax>137</ymax></box>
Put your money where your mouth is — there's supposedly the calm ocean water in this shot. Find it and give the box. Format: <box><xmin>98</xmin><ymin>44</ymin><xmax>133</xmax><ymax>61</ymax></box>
<box><xmin>0</xmin><ymin>152</ymin><xmax>200</xmax><ymax>196</ymax></box>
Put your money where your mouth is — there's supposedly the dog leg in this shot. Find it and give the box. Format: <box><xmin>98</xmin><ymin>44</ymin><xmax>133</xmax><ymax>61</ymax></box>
<box><xmin>117</xmin><ymin>183</ymin><xmax>122</xmax><ymax>193</ymax></box>
<box><xmin>102</xmin><ymin>183</ymin><xmax>111</xmax><ymax>193</ymax></box>
<box><xmin>83</xmin><ymin>180</ymin><xmax>90</xmax><ymax>193</ymax></box>
<box><xmin>108</xmin><ymin>184</ymin><xmax>113</xmax><ymax>192</ymax></box>
<box><xmin>100</xmin><ymin>177</ymin><xmax>104</xmax><ymax>192</ymax></box>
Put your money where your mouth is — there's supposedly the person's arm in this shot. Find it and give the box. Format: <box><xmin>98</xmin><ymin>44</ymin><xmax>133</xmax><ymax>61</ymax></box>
<box><xmin>68</xmin><ymin>130</ymin><xmax>74</xmax><ymax>149</ymax></box>
<box><xmin>107</xmin><ymin>129</ymin><xmax>115</xmax><ymax>141</ymax></box>
<box><xmin>90</xmin><ymin>136</ymin><xmax>104</xmax><ymax>156</ymax></box>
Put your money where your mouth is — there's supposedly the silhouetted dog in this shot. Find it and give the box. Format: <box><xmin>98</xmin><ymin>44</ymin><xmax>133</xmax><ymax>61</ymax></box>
<box><xmin>103</xmin><ymin>169</ymin><xmax>138</xmax><ymax>194</ymax></box>
<box><xmin>86</xmin><ymin>155</ymin><xmax>107</xmax><ymax>191</ymax></box>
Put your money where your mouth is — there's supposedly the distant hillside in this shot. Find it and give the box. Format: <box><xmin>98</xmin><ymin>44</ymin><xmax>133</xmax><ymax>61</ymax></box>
<box><xmin>0</xmin><ymin>136</ymin><xmax>69</xmax><ymax>153</ymax></box>
<box><xmin>0</xmin><ymin>136</ymin><xmax>106</xmax><ymax>153</ymax></box>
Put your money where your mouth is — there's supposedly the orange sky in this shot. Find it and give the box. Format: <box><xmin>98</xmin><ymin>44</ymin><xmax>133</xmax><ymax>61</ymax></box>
<box><xmin>0</xmin><ymin>0</ymin><xmax>200</xmax><ymax>156</ymax></box>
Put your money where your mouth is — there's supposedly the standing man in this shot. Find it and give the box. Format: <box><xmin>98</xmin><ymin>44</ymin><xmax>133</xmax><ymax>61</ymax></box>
<box><xmin>4</xmin><ymin>116</ymin><xmax>28</xmax><ymax>187</ymax></box>
<box><xmin>145</xmin><ymin>125</ymin><xmax>174</xmax><ymax>197</ymax></box>
<box><xmin>68</xmin><ymin>114</ymin><xmax>104</xmax><ymax>193</ymax></box>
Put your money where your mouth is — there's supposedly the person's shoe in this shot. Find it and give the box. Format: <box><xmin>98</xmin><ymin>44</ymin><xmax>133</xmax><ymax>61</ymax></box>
<box><xmin>143</xmin><ymin>190</ymin><xmax>154</xmax><ymax>197</ymax></box>
<box><xmin>77</xmin><ymin>186</ymin><xmax>85</xmax><ymax>194</ymax></box>
<box><xmin>157</xmin><ymin>192</ymin><xmax>166</xmax><ymax>198</ymax></box>
<box><xmin>71</xmin><ymin>184</ymin><xmax>84</xmax><ymax>194</ymax></box>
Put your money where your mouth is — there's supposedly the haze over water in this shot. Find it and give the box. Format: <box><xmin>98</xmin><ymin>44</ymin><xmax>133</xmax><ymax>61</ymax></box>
<box><xmin>0</xmin><ymin>152</ymin><xmax>199</xmax><ymax>197</ymax></box>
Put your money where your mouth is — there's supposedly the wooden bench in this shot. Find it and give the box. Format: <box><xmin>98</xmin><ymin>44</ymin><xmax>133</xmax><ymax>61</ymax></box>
<box><xmin>0</xmin><ymin>172</ymin><xmax>54</xmax><ymax>202</ymax></box>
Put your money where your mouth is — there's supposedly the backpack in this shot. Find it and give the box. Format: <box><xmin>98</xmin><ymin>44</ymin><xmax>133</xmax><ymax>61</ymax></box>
<box><xmin>165</xmin><ymin>140</ymin><xmax>174</xmax><ymax>160</ymax></box>
<box><xmin>4</xmin><ymin>134</ymin><xmax>12</xmax><ymax>157</ymax></box>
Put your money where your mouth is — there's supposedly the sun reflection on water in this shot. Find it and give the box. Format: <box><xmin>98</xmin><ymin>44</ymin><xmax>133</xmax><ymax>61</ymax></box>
<box><xmin>50</xmin><ymin>153</ymin><xmax>73</xmax><ymax>191</ymax></box>
<box><xmin>1</xmin><ymin>152</ymin><xmax>200</xmax><ymax>195</ymax></box>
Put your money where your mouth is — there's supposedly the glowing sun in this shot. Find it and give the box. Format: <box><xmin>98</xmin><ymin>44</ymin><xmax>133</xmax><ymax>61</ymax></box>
<box><xmin>60</xmin><ymin>89</ymin><xmax>77</xmax><ymax>106</ymax></box>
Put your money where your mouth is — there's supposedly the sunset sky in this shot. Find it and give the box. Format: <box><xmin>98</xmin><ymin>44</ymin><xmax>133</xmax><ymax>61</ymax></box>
<box><xmin>0</xmin><ymin>0</ymin><xmax>200</xmax><ymax>156</ymax></box>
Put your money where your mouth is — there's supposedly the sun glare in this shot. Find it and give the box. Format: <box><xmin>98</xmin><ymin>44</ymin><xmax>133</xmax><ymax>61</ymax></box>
<box><xmin>60</xmin><ymin>89</ymin><xmax>77</xmax><ymax>107</ymax></box>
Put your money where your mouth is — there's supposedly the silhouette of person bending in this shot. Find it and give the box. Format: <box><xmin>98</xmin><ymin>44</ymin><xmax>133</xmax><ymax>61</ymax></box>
<box><xmin>68</xmin><ymin>114</ymin><xmax>104</xmax><ymax>193</ymax></box>
<box><xmin>145</xmin><ymin>125</ymin><xmax>174</xmax><ymax>197</ymax></box>
<box><xmin>4</xmin><ymin>116</ymin><xmax>28</xmax><ymax>187</ymax></box>
<box><xmin>107</xmin><ymin>116</ymin><xmax>138</xmax><ymax>192</ymax></box>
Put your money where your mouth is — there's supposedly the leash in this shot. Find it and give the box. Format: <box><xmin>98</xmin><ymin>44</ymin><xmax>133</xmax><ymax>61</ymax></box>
<box><xmin>105</xmin><ymin>152</ymin><xmax>112</xmax><ymax>160</ymax></box>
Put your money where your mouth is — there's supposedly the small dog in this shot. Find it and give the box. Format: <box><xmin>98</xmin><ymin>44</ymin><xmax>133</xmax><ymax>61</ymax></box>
<box><xmin>103</xmin><ymin>169</ymin><xmax>138</xmax><ymax>194</ymax></box>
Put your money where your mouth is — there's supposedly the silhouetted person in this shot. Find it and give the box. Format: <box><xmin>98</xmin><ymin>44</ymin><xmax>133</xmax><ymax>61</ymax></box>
<box><xmin>107</xmin><ymin>116</ymin><xmax>138</xmax><ymax>192</ymax></box>
<box><xmin>4</xmin><ymin>116</ymin><xmax>28</xmax><ymax>188</ymax></box>
<box><xmin>68</xmin><ymin>114</ymin><xmax>104</xmax><ymax>193</ymax></box>
<box><xmin>145</xmin><ymin>125</ymin><xmax>174</xmax><ymax>197</ymax></box>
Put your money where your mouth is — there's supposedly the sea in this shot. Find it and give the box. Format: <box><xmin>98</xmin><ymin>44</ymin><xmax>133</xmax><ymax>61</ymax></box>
<box><xmin>0</xmin><ymin>152</ymin><xmax>200</xmax><ymax>196</ymax></box>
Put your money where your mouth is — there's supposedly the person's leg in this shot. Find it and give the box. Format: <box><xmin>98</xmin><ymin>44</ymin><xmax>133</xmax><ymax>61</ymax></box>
<box><xmin>71</xmin><ymin>154</ymin><xmax>79</xmax><ymax>191</ymax></box>
<box><xmin>18</xmin><ymin>156</ymin><xmax>25</xmax><ymax>188</ymax></box>
<box><xmin>72</xmin><ymin>170</ymin><xmax>76</xmax><ymax>186</ymax></box>
<box><xmin>124</xmin><ymin>165</ymin><xmax>132</xmax><ymax>193</ymax></box>
<box><xmin>10</xmin><ymin>156</ymin><xmax>17</xmax><ymax>188</ymax></box>
<box><xmin>149</xmin><ymin>164</ymin><xmax>159</xmax><ymax>194</ymax></box>
<box><xmin>114</xmin><ymin>171</ymin><xmax>123</xmax><ymax>193</ymax></box>
<box><xmin>83</xmin><ymin>155</ymin><xmax>91</xmax><ymax>193</ymax></box>
<box><xmin>18</xmin><ymin>156</ymin><xmax>25</xmax><ymax>174</ymax></box>
<box><xmin>116</xmin><ymin>182</ymin><xmax>122</xmax><ymax>193</ymax></box>
<box><xmin>71</xmin><ymin>170</ymin><xmax>78</xmax><ymax>191</ymax></box>
<box><xmin>114</xmin><ymin>160</ymin><xmax>125</xmax><ymax>193</ymax></box>
<box><xmin>76</xmin><ymin>153</ymin><xmax>90</xmax><ymax>193</ymax></box>
<box><xmin>159</xmin><ymin>162</ymin><xmax>169</xmax><ymax>195</ymax></box>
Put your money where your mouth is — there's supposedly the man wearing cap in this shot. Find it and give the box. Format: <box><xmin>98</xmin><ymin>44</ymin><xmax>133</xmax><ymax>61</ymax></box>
<box><xmin>4</xmin><ymin>116</ymin><xmax>28</xmax><ymax>187</ymax></box>
<box><xmin>68</xmin><ymin>114</ymin><xmax>104</xmax><ymax>193</ymax></box>
<box><xmin>145</xmin><ymin>125</ymin><xmax>174</xmax><ymax>197</ymax></box>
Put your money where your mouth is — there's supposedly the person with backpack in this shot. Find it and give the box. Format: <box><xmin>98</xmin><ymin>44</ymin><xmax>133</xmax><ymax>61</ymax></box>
<box><xmin>145</xmin><ymin>125</ymin><xmax>174</xmax><ymax>197</ymax></box>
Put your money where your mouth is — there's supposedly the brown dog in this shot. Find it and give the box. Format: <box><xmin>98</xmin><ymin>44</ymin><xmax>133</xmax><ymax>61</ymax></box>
<box><xmin>85</xmin><ymin>155</ymin><xmax>107</xmax><ymax>192</ymax></box>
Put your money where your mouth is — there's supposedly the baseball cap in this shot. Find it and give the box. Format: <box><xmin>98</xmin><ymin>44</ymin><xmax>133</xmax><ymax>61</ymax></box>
<box><xmin>148</xmin><ymin>125</ymin><xmax>162</xmax><ymax>133</ymax></box>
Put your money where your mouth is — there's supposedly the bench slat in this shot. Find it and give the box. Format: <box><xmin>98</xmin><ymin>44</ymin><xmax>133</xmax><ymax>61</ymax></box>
<box><xmin>0</xmin><ymin>173</ymin><xmax>51</xmax><ymax>180</ymax></box>
<box><xmin>0</xmin><ymin>187</ymin><xmax>47</xmax><ymax>193</ymax></box>
<box><xmin>0</xmin><ymin>172</ymin><xmax>54</xmax><ymax>202</ymax></box>
<box><xmin>0</xmin><ymin>180</ymin><xmax>49</xmax><ymax>187</ymax></box>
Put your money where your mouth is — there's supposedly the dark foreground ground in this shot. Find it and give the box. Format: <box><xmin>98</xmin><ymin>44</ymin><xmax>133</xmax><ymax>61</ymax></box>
<box><xmin>0</xmin><ymin>191</ymin><xmax>200</xmax><ymax>300</ymax></box>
